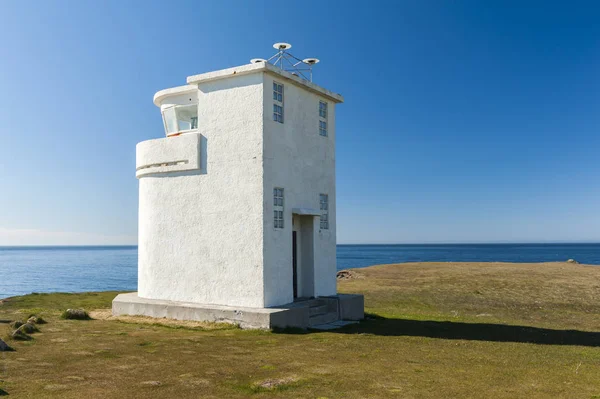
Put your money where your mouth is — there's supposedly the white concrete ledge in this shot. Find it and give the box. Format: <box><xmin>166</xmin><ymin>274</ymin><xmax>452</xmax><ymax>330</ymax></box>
<box><xmin>136</xmin><ymin>133</ymin><xmax>201</xmax><ymax>178</ymax></box>
<box><xmin>292</xmin><ymin>207</ymin><xmax>321</xmax><ymax>216</ymax></box>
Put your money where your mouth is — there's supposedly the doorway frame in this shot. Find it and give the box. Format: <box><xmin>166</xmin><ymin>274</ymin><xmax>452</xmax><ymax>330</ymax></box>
<box><xmin>291</xmin><ymin>213</ymin><xmax>316</xmax><ymax>300</ymax></box>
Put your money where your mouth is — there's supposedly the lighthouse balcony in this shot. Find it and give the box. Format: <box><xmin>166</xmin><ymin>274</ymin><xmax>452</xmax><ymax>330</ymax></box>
<box><xmin>135</xmin><ymin>132</ymin><xmax>201</xmax><ymax>178</ymax></box>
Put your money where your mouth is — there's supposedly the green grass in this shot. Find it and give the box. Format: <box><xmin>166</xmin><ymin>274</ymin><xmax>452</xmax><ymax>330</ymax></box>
<box><xmin>1</xmin><ymin>262</ymin><xmax>600</xmax><ymax>398</ymax></box>
<box><xmin>2</xmin><ymin>291</ymin><xmax>119</xmax><ymax>317</ymax></box>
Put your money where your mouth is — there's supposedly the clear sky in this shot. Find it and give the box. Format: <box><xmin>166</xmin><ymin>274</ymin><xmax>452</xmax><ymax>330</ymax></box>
<box><xmin>1</xmin><ymin>1</ymin><xmax>599</xmax><ymax>245</ymax></box>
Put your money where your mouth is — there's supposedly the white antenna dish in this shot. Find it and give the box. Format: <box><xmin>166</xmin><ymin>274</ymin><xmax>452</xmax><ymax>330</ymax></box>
<box><xmin>256</xmin><ymin>42</ymin><xmax>319</xmax><ymax>81</ymax></box>
<box><xmin>273</xmin><ymin>42</ymin><xmax>292</xmax><ymax>50</ymax></box>
<box><xmin>303</xmin><ymin>58</ymin><xmax>320</xmax><ymax>65</ymax></box>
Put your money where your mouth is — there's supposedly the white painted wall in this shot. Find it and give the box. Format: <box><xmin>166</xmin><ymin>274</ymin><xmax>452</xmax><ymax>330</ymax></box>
<box><xmin>262</xmin><ymin>73</ymin><xmax>337</xmax><ymax>307</ymax></box>
<box><xmin>138</xmin><ymin>73</ymin><xmax>265</xmax><ymax>308</ymax></box>
<box><xmin>138</xmin><ymin>65</ymin><xmax>340</xmax><ymax>309</ymax></box>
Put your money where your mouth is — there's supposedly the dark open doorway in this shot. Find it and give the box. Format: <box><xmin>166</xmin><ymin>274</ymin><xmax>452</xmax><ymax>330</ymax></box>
<box><xmin>292</xmin><ymin>231</ymin><xmax>298</xmax><ymax>299</ymax></box>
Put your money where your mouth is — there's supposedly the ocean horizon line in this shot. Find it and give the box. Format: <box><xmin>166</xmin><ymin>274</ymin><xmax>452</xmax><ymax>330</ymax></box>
<box><xmin>1</xmin><ymin>242</ymin><xmax>600</xmax><ymax>249</ymax></box>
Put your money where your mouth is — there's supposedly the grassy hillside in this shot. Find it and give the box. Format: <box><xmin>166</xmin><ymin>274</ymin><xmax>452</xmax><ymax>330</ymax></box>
<box><xmin>1</xmin><ymin>262</ymin><xmax>600</xmax><ymax>398</ymax></box>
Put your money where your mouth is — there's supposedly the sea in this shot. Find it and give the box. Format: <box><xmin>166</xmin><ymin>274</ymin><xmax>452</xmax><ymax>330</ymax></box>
<box><xmin>1</xmin><ymin>243</ymin><xmax>599</xmax><ymax>299</ymax></box>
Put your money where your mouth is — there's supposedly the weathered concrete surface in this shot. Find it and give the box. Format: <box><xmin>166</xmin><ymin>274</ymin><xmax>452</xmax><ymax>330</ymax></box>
<box><xmin>138</xmin><ymin>72</ymin><xmax>265</xmax><ymax>308</ymax></box>
<box><xmin>114</xmin><ymin>292</ymin><xmax>299</xmax><ymax>329</ymax></box>
<box><xmin>113</xmin><ymin>292</ymin><xmax>364</xmax><ymax>330</ymax></box>
<box><xmin>338</xmin><ymin>294</ymin><xmax>365</xmax><ymax>320</ymax></box>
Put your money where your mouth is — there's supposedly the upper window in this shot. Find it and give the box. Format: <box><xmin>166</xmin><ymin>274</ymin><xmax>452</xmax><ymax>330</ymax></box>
<box><xmin>320</xmin><ymin>194</ymin><xmax>329</xmax><ymax>229</ymax></box>
<box><xmin>319</xmin><ymin>101</ymin><xmax>328</xmax><ymax>118</ymax></box>
<box><xmin>161</xmin><ymin>104</ymin><xmax>198</xmax><ymax>136</ymax></box>
<box><xmin>319</xmin><ymin>101</ymin><xmax>328</xmax><ymax>136</ymax></box>
<box><xmin>273</xmin><ymin>82</ymin><xmax>284</xmax><ymax>124</ymax></box>
<box><xmin>274</xmin><ymin>188</ymin><xmax>284</xmax><ymax>229</ymax></box>
<box><xmin>273</xmin><ymin>82</ymin><xmax>284</xmax><ymax>102</ymax></box>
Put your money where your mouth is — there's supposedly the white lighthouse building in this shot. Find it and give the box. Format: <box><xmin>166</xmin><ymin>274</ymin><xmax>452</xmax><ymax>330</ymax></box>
<box><xmin>113</xmin><ymin>44</ymin><xmax>363</xmax><ymax>329</ymax></box>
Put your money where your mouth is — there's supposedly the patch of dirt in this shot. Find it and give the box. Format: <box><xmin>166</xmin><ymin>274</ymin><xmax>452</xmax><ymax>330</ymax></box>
<box><xmin>72</xmin><ymin>351</ymin><xmax>94</xmax><ymax>356</ymax></box>
<box><xmin>44</xmin><ymin>384</ymin><xmax>68</xmax><ymax>391</ymax></box>
<box><xmin>255</xmin><ymin>376</ymin><xmax>298</xmax><ymax>389</ymax></box>
<box><xmin>90</xmin><ymin>309</ymin><xmax>233</xmax><ymax>330</ymax></box>
<box><xmin>140</xmin><ymin>381</ymin><xmax>161</xmax><ymax>387</ymax></box>
<box><xmin>311</xmin><ymin>367</ymin><xmax>332</xmax><ymax>375</ymax></box>
<box><xmin>178</xmin><ymin>373</ymin><xmax>210</xmax><ymax>387</ymax></box>
<box><xmin>65</xmin><ymin>376</ymin><xmax>85</xmax><ymax>381</ymax></box>
<box><xmin>112</xmin><ymin>364</ymin><xmax>134</xmax><ymax>370</ymax></box>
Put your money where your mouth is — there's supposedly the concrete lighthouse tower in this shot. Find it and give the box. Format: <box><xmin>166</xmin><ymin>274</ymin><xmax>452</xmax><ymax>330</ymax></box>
<box><xmin>113</xmin><ymin>43</ymin><xmax>364</xmax><ymax>329</ymax></box>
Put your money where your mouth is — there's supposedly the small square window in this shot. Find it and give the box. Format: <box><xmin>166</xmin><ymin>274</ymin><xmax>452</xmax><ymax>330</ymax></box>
<box><xmin>318</xmin><ymin>102</ymin><xmax>328</xmax><ymax>136</ymax></box>
<box><xmin>273</xmin><ymin>103</ymin><xmax>283</xmax><ymax>124</ymax></box>
<box><xmin>319</xmin><ymin>194</ymin><xmax>329</xmax><ymax>229</ymax></box>
<box><xmin>273</xmin><ymin>82</ymin><xmax>284</xmax><ymax>124</ymax></box>
<box><xmin>319</xmin><ymin>101</ymin><xmax>328</xmax><ymax>118</ymax></box>
<box><xmin>274</xmin><ymin>187</ymin><xmax>284</xmax><ymax>229</ymax></box>
<box><xmin>319</xmin><ymin>121</ymin><xmax>327</xmax><ymax>137</ymax></box>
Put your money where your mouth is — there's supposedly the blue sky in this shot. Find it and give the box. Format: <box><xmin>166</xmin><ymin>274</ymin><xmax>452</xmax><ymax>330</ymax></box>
<box><xmin>0</xmin><ymin>1</ymin><xmax>599</xmax><ymax>245</ymax></box>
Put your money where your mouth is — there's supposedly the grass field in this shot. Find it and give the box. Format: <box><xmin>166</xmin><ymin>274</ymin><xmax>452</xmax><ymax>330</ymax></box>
<box><xmin>2</xmin><ymin>262</ymin><xmax>600</xmax><ymax>398</ymax></box>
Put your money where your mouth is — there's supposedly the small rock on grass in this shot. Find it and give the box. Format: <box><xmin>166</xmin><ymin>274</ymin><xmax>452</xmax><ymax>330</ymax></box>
<box><xmin>9</xmin><ymin>321</ymin><xmax>23</xmax><ymax>329</ymax></box>
<box><xmin>27</xmin><ymin>315</ymin><xmax>47</xmax><ymax>324</ymax></box>
<box><xmin>11</xmin><ymin>329</ymin><xmax>32</xmax><ymax>341</ymax></box>
<box><xmin>62</xmin><ymin>309</ymin><xmax>91</xmax><ymax>320</ymax></box>
<box><xmin>336</xmin><ymin>270</ymin><xmax>356</xmax><ymax>280</ymax></box>
<box><xmin>17</xmin><ymin>323</ymin><xmax>39</xmax><ymax>334</ymax></box>
<box><xmin>0</xmin><ymin>338</ymin><xmax>14</xmax><ymax>351</ymax></box>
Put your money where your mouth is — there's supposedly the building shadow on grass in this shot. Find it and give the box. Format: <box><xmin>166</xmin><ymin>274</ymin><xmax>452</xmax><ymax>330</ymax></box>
<box><xmin>336</xmin><ymin>315</ymin><xmax>600</xmax><ymax>346</ymax></box>
<box><xmin>276</xmin><ymin>315</ymin><xmax>600</xmax><ymax>347</ymax></box>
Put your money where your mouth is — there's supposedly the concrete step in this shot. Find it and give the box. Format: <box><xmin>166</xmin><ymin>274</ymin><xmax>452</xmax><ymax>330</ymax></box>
<box><xmin>294</xmin><ymin>298</ymin><xmax>325</xmax><ymax>308</ymax></box>
<box><xmin>309</xmin><ymin>304</ymin><xmax>329</xmax><ymax>316</ymax></box>
<box><xmin>309</xmin><ymin>311</ymin><xmax>338</xmax><ymax>327</ymax></box>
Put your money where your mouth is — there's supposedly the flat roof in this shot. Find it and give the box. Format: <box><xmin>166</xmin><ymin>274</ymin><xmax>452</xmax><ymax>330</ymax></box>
<box><xmin>186</xmin><ymin>62</ymin><xmax>344</xmax><ymax>104</ymax></box>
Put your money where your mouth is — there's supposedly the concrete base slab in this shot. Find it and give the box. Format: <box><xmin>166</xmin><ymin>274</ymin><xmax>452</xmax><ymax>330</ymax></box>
<box><xmin>311</xmin><ymin>320</ymin><xmax>359</xmax><ymax>330</ymax></box>
<box><xmin>112</xmin><ymin>292</ymin><xmax>364</xmax><ymax>330</ymax></box>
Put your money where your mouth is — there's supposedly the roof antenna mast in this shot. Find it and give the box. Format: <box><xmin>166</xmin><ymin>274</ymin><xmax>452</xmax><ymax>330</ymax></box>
<box><xmin>250</xmin><ymin>42</ymin><xmax>320</xmax><ymax>82</ymax></box>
